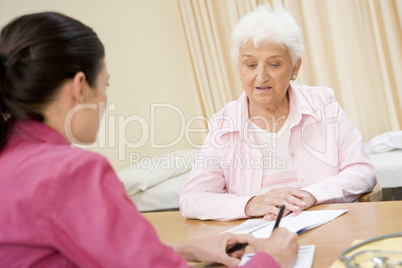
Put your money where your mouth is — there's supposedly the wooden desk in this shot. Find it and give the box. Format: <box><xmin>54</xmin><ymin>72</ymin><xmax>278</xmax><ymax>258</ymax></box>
<box><xmin>142</xmin><ymin>201</ymin><xmax>402</xmax><ymax>267</ymax></box>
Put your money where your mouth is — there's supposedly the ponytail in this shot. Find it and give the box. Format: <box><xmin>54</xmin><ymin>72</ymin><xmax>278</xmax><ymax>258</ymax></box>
<box><xmin>0</xmin><ymin>50</ymin><xmax>11</xmax><ymax>148</ymax></box>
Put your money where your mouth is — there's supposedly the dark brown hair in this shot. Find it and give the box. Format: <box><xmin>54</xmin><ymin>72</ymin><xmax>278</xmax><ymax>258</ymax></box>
<box><xmin>0</xmin><ymin>12</ymin><xmax>105</xmax><ymax>148</ymax></box>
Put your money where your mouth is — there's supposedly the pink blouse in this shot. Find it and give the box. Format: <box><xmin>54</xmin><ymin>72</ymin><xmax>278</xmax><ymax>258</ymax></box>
<box><xmin>180</xmin><ymin>85</ymin><xmax>376</xmax><ymax>221</ymax></box>
<box><xmin>0</xmin><ymin>119</ymin><xmax>278</xmax><ymax>268</ymax></box>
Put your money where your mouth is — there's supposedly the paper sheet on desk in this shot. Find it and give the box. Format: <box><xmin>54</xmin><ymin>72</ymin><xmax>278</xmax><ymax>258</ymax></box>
<box><xmin>222</xmin><ymin>210</ymin><xmax>348</xmax><ymax>238</ymax></box>
<box><xmin>239</xmin><ymin>245</ymin><xmax>316</xmax><ymax>267</ymax></box>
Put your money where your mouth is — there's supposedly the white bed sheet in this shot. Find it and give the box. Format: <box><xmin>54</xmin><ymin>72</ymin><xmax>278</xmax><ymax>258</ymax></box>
<box><xmin>367</xmin><ymin>150</ymin><xmax>402</xmax><ymax>188</ymax></box>
<box><xmin>117</xmin><ymin>149</ymin><xmax>198</xmax><ymax>212</ymax></box>
<box><xmin>126</xmin><ymin>171</ymin><xmax>190</xmax><ymax>212</ymax></box>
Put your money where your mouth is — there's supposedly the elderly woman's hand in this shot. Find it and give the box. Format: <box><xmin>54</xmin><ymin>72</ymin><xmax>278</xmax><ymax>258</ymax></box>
<box><xmin>244</xmin><ymin>188</ymin><xmax>317</xmax><ymax>219</ymax></box>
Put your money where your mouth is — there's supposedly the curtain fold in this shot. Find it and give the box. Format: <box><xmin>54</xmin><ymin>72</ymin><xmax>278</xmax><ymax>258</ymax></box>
<box><xmin>177</xmin><ymin>0</ymin><xmax>402</xmax><ymax>141</ymax></box>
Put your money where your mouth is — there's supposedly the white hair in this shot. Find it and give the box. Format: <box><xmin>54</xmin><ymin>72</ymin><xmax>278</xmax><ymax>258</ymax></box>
<box><xmin>231</xmin><ymin>5</ymin><xmax>304</xmax><ymax>66</ymax></box>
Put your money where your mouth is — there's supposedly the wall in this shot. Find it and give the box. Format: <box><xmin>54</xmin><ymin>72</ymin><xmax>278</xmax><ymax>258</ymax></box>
<box><xmin>0</xmin><ymin>0</ymin><xmax>206</xmax><ymax>172</ymax></box>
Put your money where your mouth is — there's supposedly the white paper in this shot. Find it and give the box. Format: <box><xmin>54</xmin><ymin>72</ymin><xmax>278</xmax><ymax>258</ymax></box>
<box><xmin>222</xmin><ymin>209</ymin><xmax>348</xmax><ymax>238</ymax></box>
<box><xmin>221</xmin><ymin>219</ymin><xmax>272</xmax><ymax>235</ymax></box>
<box><xmin>238</xmin><ymin>245</ymin><xmax>316</xmax><ymax>267</ymax></box>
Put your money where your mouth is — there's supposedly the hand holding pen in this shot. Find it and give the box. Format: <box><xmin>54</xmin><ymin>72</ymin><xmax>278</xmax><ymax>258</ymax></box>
<box><xmin>227</xmin><ymin>205</ymin><xmax>286</xmax><ymax>254</ymax></box>
<box><xmin>247</xmin><ymin>205</ymin><xmax>299</xmax><ymax>267</ymax></box>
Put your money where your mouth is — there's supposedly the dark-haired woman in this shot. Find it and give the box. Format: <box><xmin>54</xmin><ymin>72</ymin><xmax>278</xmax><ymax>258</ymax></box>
<box><xmin>0</xmin><ymin>12</ymin><xmax>299</xmax><ymax>268</ymax></box>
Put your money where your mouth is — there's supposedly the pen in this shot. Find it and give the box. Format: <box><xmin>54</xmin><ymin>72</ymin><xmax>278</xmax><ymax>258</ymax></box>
<box><xmin>227</xmin><ymin>205</ymin><xmax>286</xmax><ymax>254</ymax></box>
<box><xmin>273</xmin><ymin>205</ymin><xmax>285</xmax><ymax>230</ymax></box>
<box><xmin>227</xmin><ymin>242</ymin><xmax>249</xmax><ymax>254</ymax></box>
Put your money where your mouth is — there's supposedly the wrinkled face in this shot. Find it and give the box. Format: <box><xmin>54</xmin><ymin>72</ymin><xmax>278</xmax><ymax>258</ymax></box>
<box><xmin>71</xmin><ymin>59</ymin><xmax>109</xmax><ymax>144</ymax></box>
<box><xmin>238</xmin><ymin>42</ymin><xmax>300</xmax><ymax>111</ymax></box>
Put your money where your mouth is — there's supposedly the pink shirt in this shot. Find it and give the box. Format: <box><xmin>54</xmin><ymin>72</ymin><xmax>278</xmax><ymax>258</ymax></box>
<box><xmin>0</xmin><ymin>120</ymin><xmax>278</xmax><ymax>267</ymax></box>
<box><xmin>180</xmin><ymin>85</ymin><xmax>376</xmax><ymax>221</ymax></box>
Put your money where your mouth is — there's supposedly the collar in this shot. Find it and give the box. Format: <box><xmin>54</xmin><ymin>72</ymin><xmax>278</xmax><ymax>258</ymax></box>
<box><xmin>212</xmin><ymin>84</ymin><xmax>317</xmax><ymax>135</ymax></box>
<box><xmin>12</xmin><ymin>119</ymin><xmax>69</xmax><ymax>145</ymax></box>
<box><xmin>287</xmin><ymin>84</ymin><xmax>316</xmax><ymax>128</ymax></box>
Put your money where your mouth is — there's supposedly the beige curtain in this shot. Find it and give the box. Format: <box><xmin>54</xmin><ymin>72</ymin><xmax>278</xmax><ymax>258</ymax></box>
<box><xmin>176</xmin><ymin>0</ymin><xmax>402</xmax><ymax>142</ymax></box>
<box><xmin>176</xmin><ymin>0</ymin><xmax>267</xmax><ymax>117</ymax></box>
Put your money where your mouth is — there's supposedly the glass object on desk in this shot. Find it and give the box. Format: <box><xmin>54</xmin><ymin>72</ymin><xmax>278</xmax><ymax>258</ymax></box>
<box><xmin>344</xmin><ymin>250</ymin><xmax>402</xmax><ymax>268</ymax></box>
<box><xmin>339</xmin><ymin>232</ymin><xmax>402</xmax><ymax>268</ymax></box>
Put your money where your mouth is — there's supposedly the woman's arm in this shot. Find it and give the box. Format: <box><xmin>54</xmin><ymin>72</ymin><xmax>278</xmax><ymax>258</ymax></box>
<box><xmin>52</xmin><ymin>153</ymin><xmax>190</xmax><ymax>267</ymax></box>
<box><xmin>173</xmin><ymin>228</ymin><xmax>298</xmax><ymax>268</ymax></box>
<box><xmin>55</xmin><ymin>152</ymin><xmax>297</xmax><ymax>267</ymax></box>
<box><xmin>179</xmin><ymin>140</ymin><xmax>255</xmax><ymax>221</ymax></box>
<box><xmin>300</xmin><ymin>94</ymin><xmax>376</xmax><ymax>203</ymax></box>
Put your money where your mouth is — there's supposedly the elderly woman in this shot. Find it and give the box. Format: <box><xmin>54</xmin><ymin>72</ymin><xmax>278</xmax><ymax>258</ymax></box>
<box><xmin>180</xmin><ymin>5</ymin><xmax>376</xmax><ymax>221</ymax></box>
<box><xmin>0</xmin><ymin>12</ymin><xmax>299</xmax><ymax>267</ymax></box>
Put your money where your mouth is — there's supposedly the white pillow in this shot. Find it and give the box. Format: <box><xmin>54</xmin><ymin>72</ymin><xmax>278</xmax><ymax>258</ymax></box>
<box><xmin>366</xmin><ymin>131</ymin><xmax>402</xmax><ymax>153</ymax></box>
<box><xmin>118</xmin><ymin>149</ymin><xmax>198</xmax><ymax>195</ymax></box>
<box><xmin>128</xmin><ymin>171</ymin><xmax>191</xmax><ymax>212</ymax></box>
